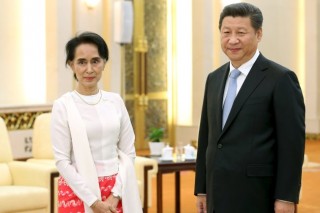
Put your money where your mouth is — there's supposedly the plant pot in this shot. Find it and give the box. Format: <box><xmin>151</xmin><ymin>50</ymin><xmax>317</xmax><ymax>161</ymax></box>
<box><xmin>148</xmin><ymin>141</ymin><xmax>165</xmax><ymax>156</ymax></box>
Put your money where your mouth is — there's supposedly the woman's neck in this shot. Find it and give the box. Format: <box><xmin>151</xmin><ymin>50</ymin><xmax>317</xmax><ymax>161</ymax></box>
<box><xmin>75</xmin><ymin>87</ymin><xmax>99</xmax><ymax>95</ymax></box>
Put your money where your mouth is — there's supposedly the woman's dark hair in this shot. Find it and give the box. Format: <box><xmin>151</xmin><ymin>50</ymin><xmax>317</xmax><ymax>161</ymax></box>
<box><xmin>219</xmin><ymin>2</ymin><xmax>263</xmax><ymax>31</ymax></box>
<box><xmin>65</xmin><ymin>31</ymin><xmax>109</xmax><ymax>66</ymax></box>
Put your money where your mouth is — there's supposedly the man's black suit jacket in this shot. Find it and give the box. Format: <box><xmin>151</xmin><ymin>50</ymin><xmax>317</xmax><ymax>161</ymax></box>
<box><xmin>194</xmin><ymin>54</ymin><xmax>305</xmax><ymax>213</ymax></box>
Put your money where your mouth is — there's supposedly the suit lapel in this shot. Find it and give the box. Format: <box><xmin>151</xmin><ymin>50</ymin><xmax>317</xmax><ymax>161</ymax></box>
<box><xmin>219</xmin><ymin>54</ymin><xmax>269</xmax><ymax>138</ymax></box>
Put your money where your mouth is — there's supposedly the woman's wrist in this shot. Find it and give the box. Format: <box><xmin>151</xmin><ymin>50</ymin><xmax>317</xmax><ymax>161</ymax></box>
<box><xmin>90</xmin><ymin>199</ymin><xmax>100</xmax><ymax>208</ymax></box>
<box><xmin>112</xmin><ymin>192</ymin><xmax>121</xmax><ymax>200</ymax></box>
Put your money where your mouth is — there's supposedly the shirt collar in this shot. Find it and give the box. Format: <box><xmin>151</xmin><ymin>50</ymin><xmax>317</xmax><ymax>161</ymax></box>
<box><xmin>229</xmin><ymin>49</ymin><xmax>260</xmax><ymax>76</ymax></box>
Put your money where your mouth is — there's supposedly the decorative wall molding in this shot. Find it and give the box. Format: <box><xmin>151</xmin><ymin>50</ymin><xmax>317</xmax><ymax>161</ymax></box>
<box><xmin>0</xmin><ymin>105</ymin><xmax>52</xmax><ymax>130</ymax></box>
<box><xmin>306</xmin><ymin>133</ymin><xmax>320</xmax><ymax>141</ymax></box>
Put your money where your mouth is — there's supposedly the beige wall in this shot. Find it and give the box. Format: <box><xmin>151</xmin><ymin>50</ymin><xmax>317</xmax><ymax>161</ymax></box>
<box><xmin>46</xmin><ymin>0</ymin><xmax>73</xmax><ymax>104</ymax></box>
<box><xmin>0</xmin><ymin>0</ymin><xmax>122</xmax><ymax>106</ymax></box>
<box><xmin>0</xmin><ymin>0</ymin><xmax>319</xmax><ymax>140</ymax></box>
<box><xmin>0</xmin><ymin>1</ymin><xmax>25</xmax><ymax>105</ymax></box>
<box><xmin>304</xmin><ymin>0</ymin><xmax>320</xmax><ymax>134</ymax></box>
<box><xmin>175</xmin><ymin>0</ymin><xmax>215</xmax><ymax>145</ymax></box>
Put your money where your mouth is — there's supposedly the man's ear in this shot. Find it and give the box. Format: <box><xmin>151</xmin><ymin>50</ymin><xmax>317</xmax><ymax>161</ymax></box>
<box><xmin>257</xmin><ymin>28</ymin><xmax>263</xmax><ymax>42</ymax></box>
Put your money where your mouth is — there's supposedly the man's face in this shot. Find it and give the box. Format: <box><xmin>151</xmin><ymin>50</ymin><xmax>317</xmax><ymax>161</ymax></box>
<box><xmin>220</xmin><ymin>16</ymin><xmax>262</xmax><ymax>68</ymax></box>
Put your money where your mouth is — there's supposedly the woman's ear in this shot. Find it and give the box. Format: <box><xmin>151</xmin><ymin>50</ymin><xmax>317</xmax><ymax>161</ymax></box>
<box><xmin>102</xmin><ymin>60</ymin><xmax>107</xmax><ymax>70</ymax></box>
<box><xmin>67</xmin><ymin>61</ymin><xmax>73</xmax><ymax>68</ymax></box>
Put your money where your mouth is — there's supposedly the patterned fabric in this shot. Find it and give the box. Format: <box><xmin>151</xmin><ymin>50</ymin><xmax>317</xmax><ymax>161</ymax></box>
<box><xmin>58</xmin><ymin>174</ymin><xmax>123</xmax><ymax>213</ymax></box>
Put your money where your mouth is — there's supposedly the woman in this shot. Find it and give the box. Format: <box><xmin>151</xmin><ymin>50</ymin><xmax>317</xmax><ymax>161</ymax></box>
<box><xmin>51</xmin><ymin>32</ymin><xmax>141</xmax><ymax>213</ymax></box>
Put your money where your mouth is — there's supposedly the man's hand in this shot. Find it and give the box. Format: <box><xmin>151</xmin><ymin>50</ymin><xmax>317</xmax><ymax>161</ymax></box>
<box><xmin>274</xmin><ymin>200</ymin><xmax>295</xmax><ymax>213</ymax></box>
<box><xmin>196</xmin><ymin>195</ymin><xmax>207</xmax><ymax>213</ymax></box>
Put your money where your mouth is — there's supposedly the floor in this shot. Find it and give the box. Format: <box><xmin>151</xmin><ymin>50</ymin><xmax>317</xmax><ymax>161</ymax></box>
<box><xmin>140</xmin><ymin>140</ymin><xmax>320</xmax><ymax>213</ymax></box>
<box><xmin>299</xmin><ymin>140</ymin><xmax>320</xmax><ymax>213</ymax></box>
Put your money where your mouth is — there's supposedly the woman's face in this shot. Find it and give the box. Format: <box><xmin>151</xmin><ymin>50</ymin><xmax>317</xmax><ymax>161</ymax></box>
<box><xmin>69</xmin><ymin>43</ymin><xmax>106</xmax><ymax>94</ymax></box>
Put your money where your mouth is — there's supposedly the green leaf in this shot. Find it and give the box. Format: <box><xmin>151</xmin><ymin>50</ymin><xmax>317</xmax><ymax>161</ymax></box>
<box><xmin>148</xmin><ymin>127</ymin><xmax>164</xmax><ymax>142</ymax></box>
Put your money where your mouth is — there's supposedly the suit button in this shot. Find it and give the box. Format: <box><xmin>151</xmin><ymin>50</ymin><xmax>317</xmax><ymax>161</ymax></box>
<box><xmin>217</xmin><ymin>144</ymin><xmax>223</xmax><ymax>149</ymax></box>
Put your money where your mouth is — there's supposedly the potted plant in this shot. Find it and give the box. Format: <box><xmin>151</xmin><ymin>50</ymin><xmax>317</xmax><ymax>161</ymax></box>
<box><xmin>148</xmin><ymin>127</ymin><xmax>165</xmax><ymax>156</ymax></box>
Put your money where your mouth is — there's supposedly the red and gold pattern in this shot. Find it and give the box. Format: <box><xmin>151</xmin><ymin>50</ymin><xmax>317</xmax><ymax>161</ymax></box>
<box><xmin>58</xmin><ymin>174</ymin><xmax>123</xmax><ymax>213</ymax></box>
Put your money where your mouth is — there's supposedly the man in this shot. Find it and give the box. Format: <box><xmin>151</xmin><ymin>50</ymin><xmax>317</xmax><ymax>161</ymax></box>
<box><xmin>194</xmin><ymin>3</ymin><xmax>305</xmax><ymax>213</ymax></box>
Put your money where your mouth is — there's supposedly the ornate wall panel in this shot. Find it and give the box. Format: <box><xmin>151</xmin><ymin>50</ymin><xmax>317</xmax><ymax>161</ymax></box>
<box><xmin>125</xmin><ymin>100</ymin><xmax>135</xmax><ymax>130</ymax></box>
<box><xmin>145</xmin><ymin>100</ymin><xmax>168</xmax><ymax>138</ymax></box>
<box><xmin>125</xmin><ymin>44</ymin><xmax>134</xmax><ymax>94</ymax></box>
<box><xmin>0</xmin><ymin>105</ymin><xmax>51</xmax><ymax>159</ymax></box>
<box><xmin>0</xmin><ymin>105</ymin><xmax>51</xmax><ymax>130</ymax></box>
<box><xmin>145</xmin><ymin>0</ymin><xmax>167</xmax><ymax>93</ymax></box>
<box><xmin>123</xmin><ymin>0</ymin><xmax>169</xmax><ymax>148</ymax></box>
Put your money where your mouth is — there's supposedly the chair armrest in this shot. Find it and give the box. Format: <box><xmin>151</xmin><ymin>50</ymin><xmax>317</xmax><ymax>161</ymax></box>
<box><xmin>27</xmin><ymin>159</ymin><xmax>56</xmax><ymax>166</ymax></box>
<box><xmin>134</xmin><ymin>156</ymin><xmax>158</xmax><ymax>208</ymax></box>
<box><xmin>135</xmin><ymin>156</ymin><xmax>158</xmax><ymax>175</ymax></box>
<box><xmin>8</xmin><ymin>161</ymin><xmax>57</xmax><ymax>188</ymax></box>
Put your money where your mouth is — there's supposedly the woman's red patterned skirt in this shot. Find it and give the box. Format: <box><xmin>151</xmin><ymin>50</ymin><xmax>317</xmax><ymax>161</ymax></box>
<box><xmin>58</xmin><ymin>174</ymin><xmax>123</xmax><ymax>213</ymax></box>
